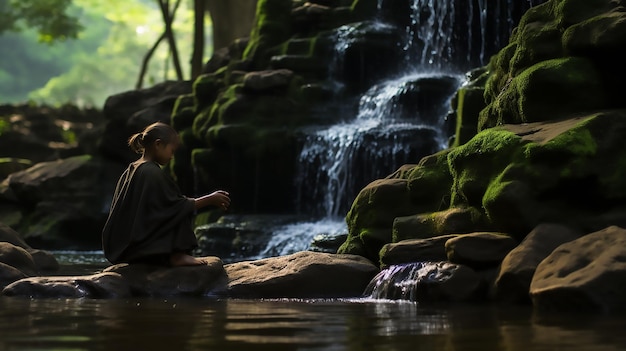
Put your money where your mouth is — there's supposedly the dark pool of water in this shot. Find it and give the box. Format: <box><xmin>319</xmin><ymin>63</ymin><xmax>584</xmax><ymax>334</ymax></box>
<box><xmin>3</xmin><ymin>252</ymin><xmax>626</xmax><ymax>350</ymax></box>
<box><xmin>1</xmin><ymin>296</ymin><xmax>626</xmax><ymax>351</ymax></box>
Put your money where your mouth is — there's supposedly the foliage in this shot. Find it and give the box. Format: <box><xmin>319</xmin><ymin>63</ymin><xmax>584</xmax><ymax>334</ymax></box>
<box><xmin>0</xmin><ymin>0</ymin><xmax>82</xmax><ymax>42</ymax></box>
<box><xmin>0</xmin><ymin>0</ymin><xmax>213</xmax><ymax>107</ymax></box>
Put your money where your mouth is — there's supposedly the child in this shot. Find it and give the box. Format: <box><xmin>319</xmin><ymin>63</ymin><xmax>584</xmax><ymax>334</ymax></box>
<box><xmin>102</xmin><ymin>122</ymin><xmax>230</xmax><ymax>266</ymax></box>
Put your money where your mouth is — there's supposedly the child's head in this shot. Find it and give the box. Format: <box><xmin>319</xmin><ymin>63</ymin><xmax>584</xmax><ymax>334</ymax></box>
<box><xmin>128</xmin><ymin>122</ymin><xmax>179</xmax><ymax>164</ymax></box>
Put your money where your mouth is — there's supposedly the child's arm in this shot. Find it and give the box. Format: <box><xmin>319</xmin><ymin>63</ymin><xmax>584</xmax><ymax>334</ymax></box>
<box><xmin>194</xmin><ymin>190</ymin><xmax>230</xmax><ymax>211</ymax></box>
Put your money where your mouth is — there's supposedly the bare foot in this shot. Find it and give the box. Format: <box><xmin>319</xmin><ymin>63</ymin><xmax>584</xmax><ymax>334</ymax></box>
<box><xmin>170</xmin><ymin>252</ymin><xmax>209</xmax><ymax>266</ymax></box>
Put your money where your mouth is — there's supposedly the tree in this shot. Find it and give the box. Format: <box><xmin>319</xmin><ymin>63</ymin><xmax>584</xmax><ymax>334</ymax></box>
<box><xmin>0</xmin><ymin>0</ymin><xmax>82</xmax><ymax>42</ymax></box>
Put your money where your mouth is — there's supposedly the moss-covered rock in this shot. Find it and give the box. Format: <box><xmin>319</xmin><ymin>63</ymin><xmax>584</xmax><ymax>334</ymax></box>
<box><xmin>479</xmin><ymin>57</ymin><xmax>607</xmax><ymax>129</ymax></box>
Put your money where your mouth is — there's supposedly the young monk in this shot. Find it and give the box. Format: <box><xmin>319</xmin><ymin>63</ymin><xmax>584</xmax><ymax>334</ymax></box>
<box><xmin>102</xmin><ymin>122</ymin><xmax>230</xmax><ymax>266</ymax></box>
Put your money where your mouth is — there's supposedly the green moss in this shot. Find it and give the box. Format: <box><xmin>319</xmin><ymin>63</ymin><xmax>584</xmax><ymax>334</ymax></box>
<box><xmin>448</xmin><ymin>129</ymin><xmax>525</xmax><ymax>208</ymax></box>
<box><xmin>243</xmin><ymin>0</ymin><xmax>293</xmax><ymax>66</ymax></box>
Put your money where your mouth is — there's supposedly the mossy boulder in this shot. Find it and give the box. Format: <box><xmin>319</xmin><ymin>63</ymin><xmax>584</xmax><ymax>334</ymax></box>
<box><xmin>341</xmin><ymin>110</ymin><xmax>626</xmax><ymax>263</ymax></box>
<box><xmin>479</xmin><ymin>57</ymin><xmax>607</xmax><ymax>129</ymax></box>
<box><xmin>473</xmin><ymin>0</ymin><xmax>626</xmax><ymax>132</ymax></box>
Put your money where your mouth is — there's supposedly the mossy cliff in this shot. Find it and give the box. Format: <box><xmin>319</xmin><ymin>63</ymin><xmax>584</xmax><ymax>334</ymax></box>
<box><xmin>339</xmin><ymin>0</ymin><xmax>626</xmax><ymax>263</ymax></box>
<box><xmin>169</xmin><ymin>0</ymin><xmax>389</xmax><ymax>216</ymax></box>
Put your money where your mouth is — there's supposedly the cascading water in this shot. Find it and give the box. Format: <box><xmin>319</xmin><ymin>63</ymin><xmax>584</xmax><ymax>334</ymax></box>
<box><xmin>259</xmin><ymin>0</ymin><xmax>547</xmax><ymax>259</ymax></box>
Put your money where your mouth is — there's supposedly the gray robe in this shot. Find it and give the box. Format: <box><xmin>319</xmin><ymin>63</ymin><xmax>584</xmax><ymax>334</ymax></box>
<box><xmin>102</xmin><ymin>161</ymin><xmax>197</xmax><ymax>264</ymax></box>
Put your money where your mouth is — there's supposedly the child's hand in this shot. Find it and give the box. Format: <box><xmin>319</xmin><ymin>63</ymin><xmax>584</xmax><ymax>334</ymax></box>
<box><xmin>209</xmin><ymin>190</ymin><xmax>230</xmax><ymax>211</ymax></box>
<box><xmin>195</xmin><ymin>190</ymin><xmax>230</xmax><ymax>210</ymax></box>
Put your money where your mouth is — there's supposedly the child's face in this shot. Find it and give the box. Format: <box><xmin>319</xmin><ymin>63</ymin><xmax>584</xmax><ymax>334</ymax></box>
<box><xmin>153</xmin><ymin>137</ymin><xmax>180</xmax><ymax>165</ymax></box>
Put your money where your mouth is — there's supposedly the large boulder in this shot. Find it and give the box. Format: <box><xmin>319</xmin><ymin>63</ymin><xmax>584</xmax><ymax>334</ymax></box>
<box><xmin>0</xmin><ymin>156</ymin><xmax>124</xmax><ymax>249</ymax></box>
<box><xmin>478</xmin><ymin>0</ymin><xmax>626</xmax><ymax>131</ymax></box>
<box><xmin>341</xmin><ymin>109</ymin><xmax>626</xmax><ymax>263</ymax></box>
<box><xmin>221</xmin><ymin>251</ymin><xmax>379</xmax><ymax>298</ymax></box>
<box><xmin>104</xmin><ymin>257</ymin><xmax>226</xmax><ymax>296</ymax></box>
<box><xmin>495</xmin><ymin>223</ymin><xmax>581</xmax><ymax>303</ymax></box>
<box><xmin>530</xmin><ymin>226</ymin><xmax>626</xmax><ymax>313</ymax></box>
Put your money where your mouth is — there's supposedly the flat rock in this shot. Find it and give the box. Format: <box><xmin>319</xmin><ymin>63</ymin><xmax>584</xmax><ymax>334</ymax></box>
<box><xmin>243</xmin><ymin>69</ymin><xmax>294</xmax><ymax>91</ymax></box>
<box><xmin>446</xmin><ymin>232</ymin><xmax>518</xmax><ymax>269</ymax></box>
<box><xmin>530</xmin><ymin>226</ymin><xmax>626</xmax><ymax>313</ymax></box>
<box><xmin>3</xmin><ymin>272</ymin><xmax>131</xmax><ymax>298</ymax></box>
<box><xmin>2</xmin><ymin>256</ymin><xmax>226</xmax><ymax>298</ymax></box>
<box><xmin>380</xmin><ymin>234</ymin><xmax>459</xmax><ymax>267</ymax></box>
<box><xmin>223</xmin><ymin>251</ymin><xmax>379</xmax><ymax>298</ymax></box>
<box><xmin>104</xmin><ymin>256</ymin><xmax>226</xmax><ymax>296</ymax></box>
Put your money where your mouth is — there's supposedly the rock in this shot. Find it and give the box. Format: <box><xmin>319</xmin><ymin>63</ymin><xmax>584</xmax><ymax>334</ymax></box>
<box><xmin>0</xmin><ymin>158</ymin><xmax>32</xmax><ymax>180</ymax></box>
<box><xmin>445</xmin><ymin>232</ymin><xmax>518</xmax><ymax>269</ymax></box>
<box><xmin>222</xmin><ymin>251</ymin><xmax>379</xmax><ymax>298</ymax></box>
<box><xmin>0</xmin><ymin>222</ymin><xmax>29</xmax><ymax>248</ymax></box>
<box><xmin>104</xmin><ymin>257</ymin><xmax>226</xmax><ymax>297</ymax></box>
<box><xmin>495</xmin><ymin>223</ymin><xmax>581</xmax><ymax>303</ymax></box>
<box><xmin>364</xmin><ymin>261</ymin><xmax>484</xmax><ymax>302</ymax></box>
<box><xmin>530</xmin><ymin>226</ymin><xmax>626</xmax><ymax>313</ymax></box>
<box><xmin>309</xmin><ymin>232</ymin><xmax>348</xmax><ymax>253</ymax></box>
<box><xmin>339</xmin><ymin>177</ymin><xmax>421</xmax><ymax>262</ymax></box>
<box><xmin>100</xmin><ymin>80</ymin><xmax>192</xmax><ymax>163</ymax></box>
<box><xmin>27</xmin><ymin>249</ymin><xmax>60</xmax><ymax>273</ymax></box>
<box><xmin>3</xmin><ymin>257</ymin><xmax>227</xmax><ymax>298</ymax></box>
<box><xmin>0</xmin><ymin>242</ymin><xmax>37</xmax><ymax>276</ymax></box>
<box><xmin>2</xmin><ymin>272</ymin><xmax>131</xmax><ymax>298</ymax></box>
<box><xmin>392</xmin><ymin>207</ymin><xmax>483</xmax><ymax>242</ymax></box>
<box><xmin>2</xmin><ymin>155</ymin><xmax>124</xmax><ymax>249</ymax></box>
<box><xmin>243</xmin><ymin>69</ymin><xmax>294</xmax><ymax>91</ymax></box>
<box><xmin>0</xmin><ymin>262</ymin><xmax>27</xmax><ymax>290</ymax></box>
<box><xmin>379</xmin><ymin>235</ymin><xmax>459</xmax><ymax>268</ymax></box>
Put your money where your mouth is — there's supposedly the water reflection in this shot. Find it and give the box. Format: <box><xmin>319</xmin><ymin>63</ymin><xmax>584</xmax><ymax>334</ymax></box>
<box><xmin>1</xmin><ymin>297</ymin><xmax>626</xmax><ymax>351</ymax></box>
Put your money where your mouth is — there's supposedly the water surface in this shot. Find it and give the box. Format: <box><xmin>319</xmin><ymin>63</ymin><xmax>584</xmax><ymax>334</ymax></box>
<box><xmin>2</xmin><ymin>296</ymin><xmax>626</xmax><ymax>351</ymax></box>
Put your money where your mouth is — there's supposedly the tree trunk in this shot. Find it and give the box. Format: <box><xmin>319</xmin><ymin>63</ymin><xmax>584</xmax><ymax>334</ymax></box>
<box><xmin>191</xmin><ymin>0</ymin><xmax>205</xmax><ymax>79</ymax></box>
<box><xmin>205</xmin><ymin>0</ymin><xmax>257</xmax><ymax>51</ymax></box>
<box><xmin>158</xmin><ymin>0</ymin><xmax>184</xmax><ymax>81</ymax></box>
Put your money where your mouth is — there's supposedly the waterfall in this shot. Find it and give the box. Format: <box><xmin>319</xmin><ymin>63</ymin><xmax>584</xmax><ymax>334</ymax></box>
<box><xmin>363</xmin><ymin>262</ymin><xmax>481</xmax><ymax>302</ymax></box>
<box><xmin>258</xmin><ymin>0</ymin><xmax>546</xmax><ymax>258</ymax></box>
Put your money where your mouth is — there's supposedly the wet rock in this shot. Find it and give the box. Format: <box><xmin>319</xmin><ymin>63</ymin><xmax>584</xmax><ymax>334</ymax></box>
<box><xmin>104</xmin><ymin>257</ymin><xmax>226</xmax><ymax>297</ymax></box>
<box><xmin>0</xmin><ymin>262</ymin><xmax>27</xmax><ymax>290</ymax></box>
<box><xmin>495</xmin><ymin>223</ymin><xmax>581</xmax><ymax>303</ymax></box>
<box><xmin>379</xmin><ymin>234</ymin><xmax>459</xmax><ymax>268</ymax></box>
<box><xmin>309</xmin><ymin>232</ymin><xmax>348</xmax><ymax>253</ymax></box>
<box><xmin>2</xmin><ymin>272</ymin><xmax>131</xmax><ymax>298</ymax></box>
<box><xmin>445</xmin><ymin>232</ymin><xmax>518</xmax><ymax>269</ymax></box>
<box><xmin>392</xmin><ymin>207</ymin><xmax>483</xmax><ymax>242</ymax></box>
<box><xmin>530</xmin><ymin>226</ymin><xmax>626</xmax><ymax>313</ymax></box>
<box><xmin>364</xmin><ymin>261</ymin><xmax>484</xmax><ymax>302</ymax></box>
<box><xmin>222</xmin><ymin>251</ymin><xmax>379</xmax><ymax>298</ymax></box>
<box><xmin>3</xmin><ymin>257</ymin><xmax>226</xmax><ymax>298</ymax></box>
<box><xmin>0</xmin><ymin>242</ymin><xmax>37</xmax><ymax>277</ymax></box>
<box><xmin>27</xmin><ymin>249</ymin><xmax>61</xmax><ymax>273</ymax></box>
<box><xmin>2</xmin><ymin>156</ymin><xmax>123</xmax><ymax>249</ymax></box>
<box><xmin>243</xmin><ymin>69</ymin><xmax>294</xmax><ymax>92</ymax></box>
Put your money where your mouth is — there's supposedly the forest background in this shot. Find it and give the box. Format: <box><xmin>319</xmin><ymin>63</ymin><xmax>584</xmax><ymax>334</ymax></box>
<box><xmin>0</xmin><ymin>0</ymin><xmax>215</xmax><ymax>108</ymax></box>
